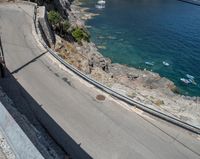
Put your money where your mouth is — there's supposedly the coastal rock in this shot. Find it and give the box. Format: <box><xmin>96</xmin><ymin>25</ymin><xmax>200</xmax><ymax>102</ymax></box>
<box><xmin>68</xmin><ymin>3</ymin><xmax>85</xmax><ymax>27</ymax></box>
<box><xmin>127</xmin><ymin>73</ymin><xmax>139</xmax><ymax>80</ymax></box>
<box><xmin>90</xmin><ymin>67</ymin><xmax>115</xmax><ymax>87</ymax></box>
<box><xmin>78</xmin><ymin>41</ymin><xmax>111</xmax><ymax>72</ymax></box>
<box><xmin>89</xmin><ymin>57</ymin><xmax>110</xmax><ymax>73</ymax></box>
<box><xmin>53</xmin><ymin>0</ymin><xmax>72</xmax><ymax>18</ymax></box>
<box><xmin>144</xmin><ymin>77</ymin><xmax>175</xmax><ymax>90</ymax></box>
<box><xmin>109</xmin><ymin>63</ymin><xmax>142</xmax><ymax>77</ymax></box>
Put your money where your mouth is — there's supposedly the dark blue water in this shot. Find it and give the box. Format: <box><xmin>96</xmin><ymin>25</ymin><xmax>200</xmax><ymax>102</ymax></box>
<box><xmin>82</xmin><ymin>0</ymin><xmax>200</xmax><ymax>96</ymax></box>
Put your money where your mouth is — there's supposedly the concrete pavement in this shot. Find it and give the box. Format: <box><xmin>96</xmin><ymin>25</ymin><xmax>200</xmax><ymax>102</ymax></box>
<box><xmin>0</xmin><ymin>3</ymin><xmax>200</xmax><ymax>159</ymax></box>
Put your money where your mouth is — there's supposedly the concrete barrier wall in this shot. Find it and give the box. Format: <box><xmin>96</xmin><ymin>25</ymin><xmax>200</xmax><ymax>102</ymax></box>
<box><xmin>0</xmin><ymin>102</ymin><xmax>44</xmax><ymax>159</ymax></box>
<box><xmin>37</xmin><ymin>6</ymin><xmax>55</xmax><ymax>47</ymax></box>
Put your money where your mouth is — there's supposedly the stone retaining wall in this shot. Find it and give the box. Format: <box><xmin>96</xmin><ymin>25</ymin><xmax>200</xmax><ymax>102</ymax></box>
<box><xmin>37</xmin><ymin>6</ymin><xmax>55</xmax><ymax>47</ymax></box>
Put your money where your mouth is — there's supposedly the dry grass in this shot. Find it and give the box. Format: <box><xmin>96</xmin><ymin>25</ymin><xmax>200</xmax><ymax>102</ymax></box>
<box><xmin>55</xmin><ymin>38</ymin><xmax>90</xmax><ymax>73</ymax></box>
<box><xmin>154</xmin><ymin>99</ymin><xmax>164</xmax><ymax>106</ymax></box>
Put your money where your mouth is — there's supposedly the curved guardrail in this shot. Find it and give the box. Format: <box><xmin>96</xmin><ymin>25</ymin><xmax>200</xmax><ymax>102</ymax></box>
<box><xmin>32</xmin><ymin>3</ymin><xmax>200</xmax><ymax>135</ymax></box>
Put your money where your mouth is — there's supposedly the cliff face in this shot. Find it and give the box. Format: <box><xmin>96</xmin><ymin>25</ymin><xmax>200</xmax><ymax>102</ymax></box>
<box><xmin>53</xmin><ymin>0</ymin><xmax>72</xmax><ymax>18</ymax></box>
<box><xmin>52</xmin><ymin>0</ymin><xmax>84</xmax><ymax>27</ymax></box>
<box><xmin>36</xmin><ymin>0</ymin><xmax>72</xmax><ymax>18</ymax></box>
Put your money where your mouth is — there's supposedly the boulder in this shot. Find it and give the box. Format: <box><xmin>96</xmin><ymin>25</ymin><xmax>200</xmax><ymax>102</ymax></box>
<box><xmin>89</xmin><ymin>56</ymin><xmax>111</xmax><ymax>73</ymax></box>
<box><xmin>127</xmin><ymin>73</ymin><xmax>139</xmax><ymax>80</ymax></box>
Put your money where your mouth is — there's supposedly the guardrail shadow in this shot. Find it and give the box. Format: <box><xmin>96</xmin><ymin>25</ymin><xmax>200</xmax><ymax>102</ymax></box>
<box><xmin>0</xmin><ymin>68</ymin><xmax>92</xmax><ymax>159</ymax></box>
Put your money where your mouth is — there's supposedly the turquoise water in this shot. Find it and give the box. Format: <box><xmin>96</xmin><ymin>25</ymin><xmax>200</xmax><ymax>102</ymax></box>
<box><xmin>82</xmin><ymin>0</ymin><xmax>200</xmax><ymax>96</ymax></box>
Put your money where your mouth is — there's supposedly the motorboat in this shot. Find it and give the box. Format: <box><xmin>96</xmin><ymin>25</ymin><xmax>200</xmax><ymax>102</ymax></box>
<box><xmin>145</xmin><ymin>61</ymin><xmax>154</xmax><ymax>66</ymax></box>
<box><xmin>180</xmin><ymin>78</ymin><xmax>190</xmax><ymax>84</ymax></box>
<box><xmin>97</xmin><ymin>0</ymin><xmax>106</xmax><ymax>4</ymax></box>
<box><xmin>163</xmin><ymin>61</ymin><xmax>169</xmax><ymax>66</ymax></box>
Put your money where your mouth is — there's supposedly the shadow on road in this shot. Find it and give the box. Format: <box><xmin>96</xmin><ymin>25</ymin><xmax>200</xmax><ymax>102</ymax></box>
<box><xmin>11</xmin><ymin>51</ymin><xmax>48</xmax><ymax>74</ymax></box>
<box><xmin>0</xmin><ymin>68</ymin><xmax>92</xmax><ymax>159</ymax></box>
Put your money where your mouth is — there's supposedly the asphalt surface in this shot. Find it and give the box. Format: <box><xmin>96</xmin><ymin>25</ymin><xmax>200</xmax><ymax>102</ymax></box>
<box><xmin>0</xmin><ymin>150</ymin><xmax>6</xmax><ymax>159</ymax></box>
<box><xmin>0</xmin><ymin>3</ymin><xmax>200</xmax><ymax>159</ymax></box>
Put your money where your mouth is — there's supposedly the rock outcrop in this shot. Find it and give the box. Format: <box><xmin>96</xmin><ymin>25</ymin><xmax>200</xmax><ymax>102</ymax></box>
<box><xmin>53</xmin><ymin>0</ymin><xmax>72</xmax><ymax>18</ymax></box>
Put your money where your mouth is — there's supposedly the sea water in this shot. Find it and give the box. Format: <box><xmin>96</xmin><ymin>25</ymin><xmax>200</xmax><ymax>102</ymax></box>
<box><xmin>82</xmin><ymin>0</ymin><xmax>200</xmax><ymax>96</ymax></box>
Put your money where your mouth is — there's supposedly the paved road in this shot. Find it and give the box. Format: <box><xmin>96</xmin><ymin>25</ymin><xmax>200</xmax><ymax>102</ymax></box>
<box><xmin>0</xmin><ymin>3</ymin><xmax>200</xmax><ymax>159</ymax></box>
<box><xmin>0</xmin><ymin>149</ymin><xmax>6</xmax><ymax>159</ymax></box>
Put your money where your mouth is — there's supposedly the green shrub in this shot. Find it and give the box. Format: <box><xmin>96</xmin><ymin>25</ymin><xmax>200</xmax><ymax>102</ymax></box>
<box><xmin>62</xmin><ymin>20</ymin><xmax>70</xmax><ymax>33</ymax></box>
<box><xmin>71</xmin><ymin>27</ymin><xmax>90</xmax><ymax>43</ymax></box>
<box><xmin>48</xmin><ymin>11</ymin><xmax>62</xmax><ymax>25</ymax></box>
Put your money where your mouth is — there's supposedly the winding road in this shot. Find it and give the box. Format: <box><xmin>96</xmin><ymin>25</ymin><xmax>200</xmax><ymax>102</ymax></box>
<box><xmin>0</xmin><ymin>3</ymin><xmax>200</xmax><ymax>159</ymax></box>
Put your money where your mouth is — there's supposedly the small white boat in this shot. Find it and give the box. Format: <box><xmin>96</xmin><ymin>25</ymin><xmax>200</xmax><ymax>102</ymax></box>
<box><xmin>97</xmin><ymin>0</ymin><xmax>106</xmax><ymax>4</ymax></box>
<box><xmin>163</xmin><ymin>61</ymin><xmax>170</xmax><ymax>66</ymax></box>
<box><xmin>180</xmin><ymin>78</ymin><xmax>190</xmax><ymax>84</ymax></box>
<box><xmin>145</xmin><ymin>62</ymin><xmax>154</xmax><ymax>66</ymax></box>
<box><xmin>186</xmin><ymin>74</ymin><xmax>194</xmax><ymax>80</ymax></box>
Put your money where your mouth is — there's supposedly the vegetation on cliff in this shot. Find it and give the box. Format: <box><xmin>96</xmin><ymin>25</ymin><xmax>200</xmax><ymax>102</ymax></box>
<box><xmin>48</xmin><ymin>10</ymin><xmax>62</xmax><ymax>25</ymax></box>
<box><xmin>71</xmin><ymin>27</ymin><xmax>90</xmax><ymax>43</ymax></box>
<box><xmin>47</xmin><ymin>10</ymin><xmax>90</xmax><ymax>44</ymax></box>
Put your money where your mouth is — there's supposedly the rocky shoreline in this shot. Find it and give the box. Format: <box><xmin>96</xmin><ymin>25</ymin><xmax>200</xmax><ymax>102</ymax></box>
<box><xmin>51</xmin><ymin>0</ymin><xmax>200</xmax><ymax>127</ymax></box>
